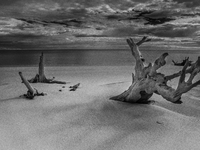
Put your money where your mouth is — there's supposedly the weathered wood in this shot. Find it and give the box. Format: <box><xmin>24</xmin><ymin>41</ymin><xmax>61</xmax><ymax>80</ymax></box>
<box><xmin>172</xmin><ymin>57</ymin><xmax>192</xmax><ymax>66</ymax></box>
<box><xmin>166</xmin><ymin>57</ymin><xmax>199</xmax><ymax>81</ymax></box>
<box><xmin>19</xmin><ymin>72</ymin><xmax>46</xmax><ymax>99</ymax></box>
<box><xmin>19</xmin><ymin>72</ymin><xmax>35</xmax><ymax>97</ymax></box>
<box><xmin>28</xmin><ymin>52</ymin><xmax>66</xmax><ymax>84</ymax></box>
<box><xmin>156</xmin><ymin>57</ymin><xmax>200</xmax><ymax>103</ymax></box>
<box><xmin>69</xmin><ymin>83</ymin><xmax>80</xmax><ymax>91</ymax></box>
<box><xmin>38</xmin><ymin>52</ymin><xmax>46</xmax><ymax>82</ymax></box>
<box><xmin>126</xmin><ymin>38</ymin><xmax>145</xmax><ymax>80</ymax></box>
<box><xmin>149</xmin><ymin>53</ymin><xmax>168</xmax><ymax>76</ymax></box>
<box><xmin>132</xmin><ymin>73</ymin><xmax>135</xmax><ymax>83</ymax></box>
<box><xmin>136</xmin><ymin>36</ymin><xmax>151</xmax><ymax>46</ymax></box>
<box><xmin>110</xmin><ymin>37</ymin><xmax>200</xmax><ymax>104</ymax></box>
<box><xmin>110</xmin><ymin>37</ymin><xmax>164</xmax><ymax>103</ymax></box>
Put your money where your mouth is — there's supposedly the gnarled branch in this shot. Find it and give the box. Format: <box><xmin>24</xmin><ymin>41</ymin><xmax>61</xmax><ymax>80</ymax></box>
<box><xmin>110</xmin><ymin>36</ymin><xmax>200</xmax><ymax>104</ymax></box>
<box><xmin>156</xmin><ymin>57</ymin><xmax>200</xmax><ymax>103</ymax></box>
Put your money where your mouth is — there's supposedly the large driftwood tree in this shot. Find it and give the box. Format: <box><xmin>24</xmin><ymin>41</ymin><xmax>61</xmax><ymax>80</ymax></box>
<box><xmin>29</xmin><ymin>52</ymin><xmax>66</xmax><ymax>84</ymax></box>
<box><xmin>110</xmin><ymin>37</ymin><xmax>200</xmax><ymax>104</ymax></box>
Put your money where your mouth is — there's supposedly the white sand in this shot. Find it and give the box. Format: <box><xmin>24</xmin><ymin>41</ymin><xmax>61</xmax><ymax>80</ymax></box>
<box><xmin>0</xmin><ymin>65</ymin><xmax>200</xmax><ymax>150</ymax></box>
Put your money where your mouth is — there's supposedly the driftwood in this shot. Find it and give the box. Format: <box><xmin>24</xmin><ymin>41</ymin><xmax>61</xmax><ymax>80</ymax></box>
<box><xmin>172</xmin><ymin>57</ymin><xmax>192</xmax><ymax>66</ymax></box>
<box><xmin>110</xmin><ymin>37</ymin><xmax>200</xmax><ymax>104</ymax></box>
<box><xmin>19</xmin><ymin>72</ymin><xmax>46</xmax><ymax>99</ymax></box>
<box><xmin>28</xmin><ymin>52</ymin><xmax>66</xmax><ymax>84</ymax></box>
<box><xmin>69</xmin><ymin>83</ymin><xmax>80</xmax><ymax>91</ymax></box>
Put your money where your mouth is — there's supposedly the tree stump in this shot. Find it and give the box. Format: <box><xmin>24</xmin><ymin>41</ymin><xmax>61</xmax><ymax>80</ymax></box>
<box><xmin>28</xmin><ymin>52</ymin><xmax>66</xmax><ymax>84</ymax></box>
<box><xmin>110</xmin><ymin>37</ymin><xmax>200</xmax><ymax>104</ymax></box>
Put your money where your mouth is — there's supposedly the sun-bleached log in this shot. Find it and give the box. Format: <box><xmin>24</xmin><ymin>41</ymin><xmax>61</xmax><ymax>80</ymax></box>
<box><xmin>19</xmin><ymin>72</ymin><xmax>46</xmax><ymax>99</ymax></box>
<box><xmin>110</xmin><ymin>37</ymin><xmax>200</xmax><ymax>104</ymax></box>
<box><xmin>19</xmin><ymin>72</ymin><xmax>35</xmax><ymax>97</ymax></box>
<box><xmin>28</xmin><ymin>52</ymin><xmax>66</xmax><ymax>84</ymax></box>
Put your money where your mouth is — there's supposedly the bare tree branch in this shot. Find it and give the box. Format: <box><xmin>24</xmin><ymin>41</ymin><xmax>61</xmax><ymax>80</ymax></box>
<box><xmin>136</xmin><ymin>36</ymin><xmax>151</xmax><ymax>46</ymax></box>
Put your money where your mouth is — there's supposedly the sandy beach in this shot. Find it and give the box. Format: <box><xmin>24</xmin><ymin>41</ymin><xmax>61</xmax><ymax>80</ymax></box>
<box><xmin>0</xmin><ymin>65</ymin><xmax>200</xmax><ymax>150</ymax></box>
<box><xmin>1</xmin><ymin>0</ymin><xmax>200</xmax><ymax>149</ymax></box>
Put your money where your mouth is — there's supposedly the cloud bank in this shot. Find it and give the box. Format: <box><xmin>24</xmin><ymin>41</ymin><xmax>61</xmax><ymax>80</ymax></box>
<box><xmin>0</xmin><ymin>0</ymin><xmax>200</xmax><ymax>49</ymax></box>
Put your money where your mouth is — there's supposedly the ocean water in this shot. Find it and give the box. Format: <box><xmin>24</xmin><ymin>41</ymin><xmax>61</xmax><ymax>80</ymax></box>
<box><xmin>0</xmin><ymin>49</ymin><xmax>199</xmax><ymax>67</ymax></box>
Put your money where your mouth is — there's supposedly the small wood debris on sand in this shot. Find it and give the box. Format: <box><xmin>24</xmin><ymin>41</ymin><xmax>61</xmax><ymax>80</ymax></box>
<box><xmin>69</xmin><ymin>83</ymin><xmax>80</xmax><ymax>91</ymax></box>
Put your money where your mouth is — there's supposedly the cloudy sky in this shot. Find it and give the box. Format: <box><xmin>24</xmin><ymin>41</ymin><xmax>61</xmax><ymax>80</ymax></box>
<box><xmin>1</xmin><ymin>0</ymin><xmax>200</xmax><ymax>49</ymax></box>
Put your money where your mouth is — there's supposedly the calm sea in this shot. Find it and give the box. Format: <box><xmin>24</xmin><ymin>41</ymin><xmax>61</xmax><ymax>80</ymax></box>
<box><xmin>0</xmin><ymin>49</ymin><xmax>199</xmax><ymax>67</ymax></box>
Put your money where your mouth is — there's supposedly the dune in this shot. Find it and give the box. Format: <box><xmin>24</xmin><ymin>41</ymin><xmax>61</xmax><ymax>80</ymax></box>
<box><xmin>0</xmin><ymin>65</ymin><xmax>200</xmax><ymax>150</ymax></box>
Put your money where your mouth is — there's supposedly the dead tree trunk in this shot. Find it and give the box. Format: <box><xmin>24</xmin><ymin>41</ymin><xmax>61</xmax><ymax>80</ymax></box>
<box><xmin>28</xmin><ymin>52</ymin><xmax>66</xmax><ymax>84</ymax></box>
<box><xmin>19</xmin><ymin>72</ymin><xmax>35</xmax><ymax>98</ymax></box>
<box><xmin>110</xmin><ymin>37</ymin><xmax>200</xmax><ymax>104</ymax></box>
<box><xmin>38</xmin><ymin>52</ymin><xmax>46</xmax><ymax>82</ymax></box>
<box><xmin>19</xmin><ymin>72</ymin><xmax>46</xmax><ymax>99</ymax></box>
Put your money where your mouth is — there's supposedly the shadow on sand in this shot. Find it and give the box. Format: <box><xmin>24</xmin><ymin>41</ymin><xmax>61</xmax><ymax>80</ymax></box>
<box><xmin>36</xmin><ymin>98</ymin><xmax>167</xmax><ymax>149</ymax></box>
<box><xmin>0</xmin><ymin>96</ymin><xmax>24</xmax><ymax>102</ymax></box>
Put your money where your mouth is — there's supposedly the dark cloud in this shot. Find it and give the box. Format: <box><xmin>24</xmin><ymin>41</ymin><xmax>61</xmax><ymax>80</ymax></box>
<box><xmin>1</xmin><ymin>0</ymin><xmax>199</xmax><ymax>39</ymax></box>
<box><xmin>144</xmin><ymin>10</ymin><xmax>179</xmax><ymax>19</ymax></box>
<box><xmin>148</xmin><ymin>25</ymin><xmax>199</xmax><ymax>37</ymax></box>
<box><xmin>69</xmin><ymin>8</ymin><xmax>88</xmax><ymax>15</ymax></box>
<box><xmin>66</xmin><ymin>8</ymin><xmax>89</xmax><ymax>19</ymax></box>
<box><xmin>0</xmin><ymin>0</ymin><xmax>150</xmax><ymax>12</ymax></box>
<box><xmin>105</xmin><ymin>9</ymin><xmax>176</xmax><ymax>25</ymax></box>
<box><xmin>57</xmin><ymin>0</ymin><xmax>149</xmax><ymax>8</ymax></box>
<box><xmin>167</xmin><ymin>0</ymin><xmax>200</xmax><ymax>7</ymax></box>
<box><xmin>0</xmin><ymin>0</ymin><xmax>153</xmax><ymax>19</ymax></box>
<box><xmin>0</xmin><ymin>33</ymin><xmax>45</xmax><ymax>49</ymax></box>
<box><xmin>102</xmin><ymin>24</ymin><xmax>199</xmax><ymax>38</ymax></box>
<box><xmin>144</xmin><ymin>17</ymin><xmax>175</xmax><ymax>25</ymax></box>
<box><xmin>0</xmin><ymin>0</ymin><xmax>20</xmax><ymax>6</ymax></box>
<box><xmin>1</xmin><ymin>0</ymin><xmax>184</xmax><ymax>20</ymax></box>
<box><xmin>106</xmin><ymin>14</ymin><xmax>122</xmax><ymax>20</ymax></box>
<box><xmin>103</xmin><ymin>27</ymin><xmax>142</xmax><ymax>37</ymax></box>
